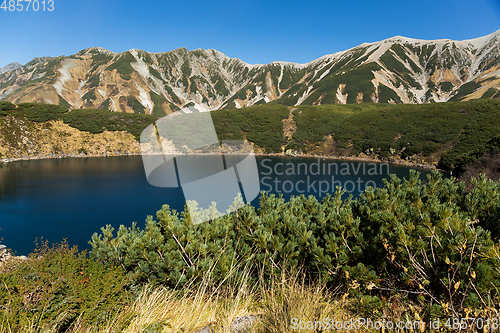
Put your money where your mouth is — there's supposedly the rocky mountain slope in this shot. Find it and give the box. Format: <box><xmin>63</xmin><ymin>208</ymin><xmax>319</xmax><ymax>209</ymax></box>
<box><xmin>0</xmin><ymin>62</ymin><xmax>22</xmax><ymax>74</ymax></box>
<box><xmin>1</xmin><ymin>30</ymin><xmax>499</xmax><ymax>114</ymax></box>
<box><xmin>0</xmin><ymin>116</ymin><xmax>141</xmax><ymax>161</ymax></box>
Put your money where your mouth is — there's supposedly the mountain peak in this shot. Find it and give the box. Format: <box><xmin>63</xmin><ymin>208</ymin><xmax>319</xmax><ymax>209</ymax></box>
<box><xmin>78</xmin><ymin>47</ymin><xmax>116</xmax><ymax>56</ymax></box>
<box><xmin>367</xmin><ymin>30</ymin><xmax>500</xmax><ymax>51</ymax></box>
<box><xmin>0</xmin><ymin>62</ymin><xmax>22</xmax><ymax>74</ymax></box>
<box><xmin>460</xmin><ymin>29</ymin><xmax>500</xmax><ymax>49</ymax></box>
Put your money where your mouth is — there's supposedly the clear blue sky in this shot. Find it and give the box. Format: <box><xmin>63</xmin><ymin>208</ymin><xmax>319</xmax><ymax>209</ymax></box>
<box><xmin>1</xmin><ymin>0</ymin><xmax>499</xmax><ymax>68</ymax></box>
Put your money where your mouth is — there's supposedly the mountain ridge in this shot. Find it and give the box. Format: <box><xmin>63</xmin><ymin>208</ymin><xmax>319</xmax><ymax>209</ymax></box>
<box><xmin>1</xmin><ymin>29</ymin><xmax>499</xmax><ymax>114</ymax></box>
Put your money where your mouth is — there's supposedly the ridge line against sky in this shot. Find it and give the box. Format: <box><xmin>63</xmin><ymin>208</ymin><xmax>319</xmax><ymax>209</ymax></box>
<box><xmin>0</xmin><ymin>0</ymin><xmax>499</xmax><ymax>68</ymax></box>
<box><xmin>44</xmin><ymin>28</ymin><xmax>500</xmax><ymax>68</ymax></box>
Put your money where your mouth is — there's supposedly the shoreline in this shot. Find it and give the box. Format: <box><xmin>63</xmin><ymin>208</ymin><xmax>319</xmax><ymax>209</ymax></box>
<box><xmin>0</xmin><ymin>151</ymin><xmax>443</xmax><ymax>171</ymax></box>
<box><xmin>0</xmin><ymin>152</ymin><xmax>143</xmax><ymax>164</ymax></box>
<box><xmin>252</xmin><ymin>152</ymin><xmax>440</xmax><ymax>171</ymax></box>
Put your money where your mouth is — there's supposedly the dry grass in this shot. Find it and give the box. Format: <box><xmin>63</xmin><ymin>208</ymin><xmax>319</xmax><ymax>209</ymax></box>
<box><xmin>250</xmin><ymin>270</ymin><xmax>346</xmax><ymax>333</ymax></box>
<box><xmin>2</xmin><ymin>258</ymin><xmax>427</xmax><ymax>333</ymax></box>
<box><xmin>114</xmin><ymin>272</ymin><xmax>258</xmax><ymax>333</ymax></box>
<box><xmin>17</xmin><ymin>267</ymin><xmax>346</xmax><ymax>333</ymax></box>
<box><xmin>103</xmin><ymin>268</ymin><xmax>348</xmax><ymax>333</ymax></box>
<box><xmin>0</xmin><ymin>264</ymin><xmax>438</xmax><ymax>333</ymax></box>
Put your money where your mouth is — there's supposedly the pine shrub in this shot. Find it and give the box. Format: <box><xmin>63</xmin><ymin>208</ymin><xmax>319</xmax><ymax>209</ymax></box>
<box><xmin>90</xmin><ymin>171</ymin><xmax>500</xmax><ymax>317</ymax></box>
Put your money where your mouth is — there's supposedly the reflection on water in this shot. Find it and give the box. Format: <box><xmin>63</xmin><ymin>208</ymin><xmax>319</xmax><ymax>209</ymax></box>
<box><xmin>0</xmin><ymin>156</ymin><xmax>437</xmax><ymax>255</ymax></box>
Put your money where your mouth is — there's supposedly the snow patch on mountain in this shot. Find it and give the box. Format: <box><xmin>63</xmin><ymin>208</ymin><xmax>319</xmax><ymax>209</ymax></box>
<box><xmin>131</xmin><ymin>57</ymin><xmax>150</xmax><ymax>80</ymax></box>
<box><xmin>277</xmin><ymin>64</ymin><xmax>284</xmax><ymax>89</ymax></box>
<box><xmin>366</xmin><ymin>43</ymin><xmax>392</xmax><ymax>63</ymax></box>
<box><xmin>317</xmin><ymin>68</ymin><xmax>331</xmax><ymax>82</ymax></box>
<box><xmin>135</xmin><ymin>83</ymin><xmax>153</xmax><ymax>113</ymax></box>
<box><xmin>75</xmin><ymin>79</ymin><xmax>87</xmax><ymax>108</ymax></box>
<box><xmin>336</xmin><ymin>84</ymin><xmax>348</xmax><ymax>104</ymax></box>
<box><xmin>295</xmin><ymin>85</ymin><xmax>314</xmax><ymax>105</ymax></box>
<box><xmin>460</xmin><ymin>29</ymin><xmax>500</xmax><ymax>49</ymax></box>
<box><xmin>53</xmin><ymin>61</ymin><xmax>75</xmax><ymax>94</ymax></box>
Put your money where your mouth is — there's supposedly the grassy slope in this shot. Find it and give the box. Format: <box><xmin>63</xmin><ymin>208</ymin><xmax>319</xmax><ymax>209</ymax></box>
<box><xmin>2</xmin><ymin>99</ymin><xmax>500</xmax><ymax>173</ymax></box>
<box><xmin>211</xmin><ymin>104</ymin><xmax>290</xmax><ymax>153</ymax></box>
<box><xmin>213</xmin><ymin>99</ymin><xmax>500</xmax><ymax>172</ymax></box>
<box><xmin>294</xmin><ymin>100</ymin><xmax>500</xmax><ymax>170</ymax></box>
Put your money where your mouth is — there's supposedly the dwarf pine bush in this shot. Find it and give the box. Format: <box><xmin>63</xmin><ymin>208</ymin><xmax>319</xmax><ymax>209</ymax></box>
<box><xmin>90</xmin><ymin>170</ymin><xmax>500</xmax><ymax>317</ymax></box>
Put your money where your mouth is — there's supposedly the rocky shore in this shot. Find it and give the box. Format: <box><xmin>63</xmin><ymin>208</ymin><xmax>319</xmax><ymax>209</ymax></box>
<box><xmin>0</xmin><ymin>244</ymin><xmax>27</xmax><ymax>265</ymax></box>
<box><xmin>1</xmin><ymin>150</ymin><xmax>440</xmax><ymax>171</ymax></box>
<box><xmin>253</xmin><ymin>152</ymin><xmax>439</xmax><ymax>170</ymax></box>
<box><xmin>0</xmin><ymin>151</ymin><xmax>143</xmax><ymax>164</ymax></box>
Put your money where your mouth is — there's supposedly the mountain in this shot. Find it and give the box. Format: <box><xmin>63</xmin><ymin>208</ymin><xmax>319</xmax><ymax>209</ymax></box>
<box><xmin>0</xmin><ymin>62</ymin><xmax>22</xmax><ymax>74</ymax></box>
<box><xmin>1</xmin><ymin>30</ymin><xmax>499</xmax><ymax>114</ymax></box>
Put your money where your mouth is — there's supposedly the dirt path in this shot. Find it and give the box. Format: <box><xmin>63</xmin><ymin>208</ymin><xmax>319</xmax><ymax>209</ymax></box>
<box><xmin>281</xmin><ymin>107</ymin><xmax>297</xmax><ymax>152</ymax></box>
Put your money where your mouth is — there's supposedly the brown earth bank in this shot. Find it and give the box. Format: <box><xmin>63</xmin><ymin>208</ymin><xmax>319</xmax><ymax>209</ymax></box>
<box><xmin>0</xmin><ymin>117</ymin><xmax>142</xmax><ymax>162</ymax></box>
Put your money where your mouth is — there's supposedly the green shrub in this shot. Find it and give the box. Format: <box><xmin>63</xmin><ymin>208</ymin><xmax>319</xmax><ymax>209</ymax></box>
<box><xmin>62</xmin><ymin>108</ymin><xmax>157</xmax><ymax>140</ymax></box>
<box><xmin>352</xmin><ymin>171</ymin><xmax>500</xmax><ymax>316</ymax></box>
<box><xmin>91</xmin><ymin>52</ymin><xmax>114</xmax><ymax>68</ymax></box>
<box><xmin>82</xmin><ymin>89</ymin><xmax>96</xmax><ymax>101</ymax></box>
<box><xmin>90</xmin><ymin>171</ymin><xmax>500</xmax><ymax>317</ymax></box>
<box><xmin>98</xmin><ymin>98</ymin><xmax>110</xmax><ymax>110</ymax></box>
<box><xmin>16</xmin><ymin>103</ymin><xmax>68</xmax><ymax>122</ymax></box>
<box><xmin>89</xmin><ymin>191</ymin><xmax>356</xmax><ymax>287</ymax></box>
<box><xmin>283</xmin><ymin>99</ymin><xmax>500</xmax><ymax>167</ymax></box>
<box><xmin>459</xmin><ymin>174</ymin><xmax>500</xmax><ymax>241</ymax></box>
<box><xmin>449</xmin><ymin>80</ymin><xmax>482</xmax><ymax>102</ymax></box>
<box><xmin>0</xmin><ymin>242</ymin><xmax>133</xmax><ymax>332</ymax></box>
<box><xmin>126</xmin><ymin>96</ymin><xmax>145</xmax><ymax>114</ymax></box>
<box><xmin>58</xmin><ymin>96</ymin><xmax>71</xmax><ymax>109</ymax></box>
<box><xmin>0</xmin><ymin>101</ymin><xmax>15</xmax><ymax>113</ymax></box>
<box><xmin>212</xmin><ymin>104</ymin><xmax>289</xmax><ymax>153</ymax></box>
<box><xmin>440</xmin><ymin>81</ymin><xmax>454</xmax><ymax>93</ymax></box>
<box><xmin>88</xmin><ymin>74</ymin><xmax>100</xmax><ymax>88</ymax></box>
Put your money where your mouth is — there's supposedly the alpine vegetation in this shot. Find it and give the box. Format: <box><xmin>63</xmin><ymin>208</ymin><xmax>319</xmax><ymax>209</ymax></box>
<box><xmin>90</xmin><ymin>171</ymin><xmax>500</xmax><ymax>320</ymax></box>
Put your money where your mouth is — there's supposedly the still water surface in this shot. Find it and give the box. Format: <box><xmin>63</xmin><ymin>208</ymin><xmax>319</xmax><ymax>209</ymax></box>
<box><xmin>0</xmin><ymin>155</ymin><xmax>436</xmax><ymax>255</ymax></box>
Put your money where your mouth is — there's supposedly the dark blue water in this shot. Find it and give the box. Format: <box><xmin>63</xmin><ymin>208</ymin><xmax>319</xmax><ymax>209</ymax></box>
<box><xmin>0</xmin><ymin>156</ymin><xmax>436</xmax><ymax>255</ymax></box>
